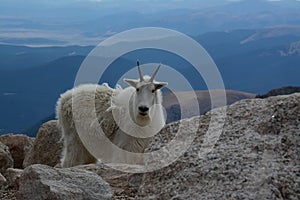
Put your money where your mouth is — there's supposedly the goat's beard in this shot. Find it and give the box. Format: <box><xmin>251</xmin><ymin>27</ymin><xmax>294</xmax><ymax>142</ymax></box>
<box><xmin>135</xmin><ymin>114</ymin><xmax>151</xmax><ymax>127</ymax></box>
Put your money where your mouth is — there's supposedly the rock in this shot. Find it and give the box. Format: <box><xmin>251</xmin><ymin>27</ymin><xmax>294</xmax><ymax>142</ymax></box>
<box><xmin>4</xmin><ymin>168</ymin><xmax>23</xmax><ymax>189</ymax></box>
<box><xmin>136</xmin><ymin>93</ymin><xmax>300</xmax><ymax>199</ymax></box>
<box><xmin>0</xmin><ymin>172</ymin><xmax>7</xmax><ymax>187</ymax></box>
<box><xmin>75</xmin><ymin>163</ymin><xmax>144</xmax><ymax>198</ymax></box>
<box><xmin>0</xmin><ymin>173</ymin><xmax>17</xmax><ymax>200</ymax></box>
<box><xmin>18</xmin><ymin>164</ymin><xmax>112</xmax><ymax>200</ymax></box>
<box><xmin>23</xmin><ymin>120</ymin><xmax>63</xmax><ymax>168</ymax></box>
<box><xmin>0</xmin><ymin>134</ymin><xmax>34</xmax><ymax>169</ymax></box>
<box><xmin>0</xmin><ymin>142</ymin><xmax>13</xmax><ymax>173</ymax></box>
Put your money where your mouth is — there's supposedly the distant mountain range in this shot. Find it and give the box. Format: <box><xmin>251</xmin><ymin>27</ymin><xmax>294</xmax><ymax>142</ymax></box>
<box><xmin>197</xmin><ymin>26</ymin><xmax>300</xmax><ymax>92</ymax></box>
<box><xmin>1</xmin><ymin>0</ymin><xmax>300</xmax><ymax>46</ymax></box>
<box><xmin>0</xmin><ymin>45</ymin><xmax>92</xmax><ymax>70</ymax></box>
<box><xmin>0</xmin><ymin>26</ymin><xmax>299</xmax><ymax>135</ymax></box>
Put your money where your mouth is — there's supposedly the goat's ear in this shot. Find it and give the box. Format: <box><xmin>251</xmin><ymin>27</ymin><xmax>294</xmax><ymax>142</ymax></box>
<box><xmin>124</xmin><ymin>79</ymin><xmax>138</xmax><ymax>88</ymax></box>
<box><xmin>154</xmin><ymin>82</ymin><xmax>168</xmax><ymax>90</ymax></box>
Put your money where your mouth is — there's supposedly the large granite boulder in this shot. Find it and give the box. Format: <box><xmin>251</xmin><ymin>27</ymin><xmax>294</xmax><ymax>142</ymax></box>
<box><xmin>136</xmin><ymin>93</ymin><xmax>300</xmax><ymax>199</ymax></box>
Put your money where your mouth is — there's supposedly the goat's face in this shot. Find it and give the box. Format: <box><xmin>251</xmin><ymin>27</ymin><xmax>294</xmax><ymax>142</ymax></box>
<box><xmin>124</xmin><ymin>63</ymin><xmax>167</xmax><ymax>126</ymax></box>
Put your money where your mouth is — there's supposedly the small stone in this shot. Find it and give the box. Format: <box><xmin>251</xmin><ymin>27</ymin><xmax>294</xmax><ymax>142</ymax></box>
<box><xmin>0</xmin><ymin>142</ymin><xmax>13</xmax><ymax>173</ymax></box>
<box><xmin>0</xmin><ymin>173</ymin><xmax>7</xmax><ymax>187</ymax></box>
<box><xmin>4</xmin><ymin>168</ymin><xmax>23</xmax><ymax>189</ymax></box>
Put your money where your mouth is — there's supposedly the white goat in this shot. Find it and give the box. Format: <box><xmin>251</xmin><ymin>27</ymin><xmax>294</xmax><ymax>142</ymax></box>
<box><xmin>56</xmin><ymin>63</ymin><xmax>167</xmax><ymax>167</ymax></box>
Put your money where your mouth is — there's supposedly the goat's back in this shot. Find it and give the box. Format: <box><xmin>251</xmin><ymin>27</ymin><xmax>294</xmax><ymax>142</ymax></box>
<box><xmin>56</xmin><ymin>84</ymin><xmax>118</xmax><ymax>138</ymax></box>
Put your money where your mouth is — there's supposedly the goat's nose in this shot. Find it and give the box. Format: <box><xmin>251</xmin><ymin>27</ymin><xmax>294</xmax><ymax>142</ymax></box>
<box><xmin>138</xmin><ymin>106</ymin><xmax>149</xmax><ymax>113</ymax></box>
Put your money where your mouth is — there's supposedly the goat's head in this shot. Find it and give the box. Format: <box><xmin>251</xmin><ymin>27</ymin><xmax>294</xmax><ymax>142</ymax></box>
<box><xmin>124</xmin><ymin>61</ymin><xmax>167</xmax><ymax>126</ymax></box>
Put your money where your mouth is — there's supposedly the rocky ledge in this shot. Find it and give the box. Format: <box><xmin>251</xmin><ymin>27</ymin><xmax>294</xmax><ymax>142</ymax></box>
<box><xmin>0</xmin><ymin>93</ymin><xmax>299</xmax><ymax>199</ymax></box>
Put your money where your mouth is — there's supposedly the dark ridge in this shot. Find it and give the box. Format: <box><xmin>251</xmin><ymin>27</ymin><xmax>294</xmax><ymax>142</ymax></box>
<box><xmin>256</xmin><ymin>86</ymin><xmax>300</xmax><ymax>99</ymax></box>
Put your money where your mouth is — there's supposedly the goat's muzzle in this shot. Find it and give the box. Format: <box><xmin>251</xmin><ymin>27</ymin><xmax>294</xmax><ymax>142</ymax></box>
<box><xmin>138</xmin><ymin>106</ymin><xmax>149</xmax><ymax>116</ymax></box>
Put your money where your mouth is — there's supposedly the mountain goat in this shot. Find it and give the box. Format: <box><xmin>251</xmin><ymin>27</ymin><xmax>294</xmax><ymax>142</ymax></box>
<box><xmin>56</xmin><ymin>62</ymin><xmax>167</xmax><ymax>167</ymax></box>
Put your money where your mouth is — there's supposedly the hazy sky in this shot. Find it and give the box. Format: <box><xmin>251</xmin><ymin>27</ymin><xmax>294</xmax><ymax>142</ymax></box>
<box><xmin>0</xmin><ymin>0</ymin><xmax>226</xmax><ymax>18</ymax></box>
<box><xmin>1</xmin><ymin>0</ymin><xmax>299</xmax><ymax>46</ymax></box>
<box><xmin>1</xmin><ymin>0</ymin><xmax>299</xmax><ymax>17</ymax></box>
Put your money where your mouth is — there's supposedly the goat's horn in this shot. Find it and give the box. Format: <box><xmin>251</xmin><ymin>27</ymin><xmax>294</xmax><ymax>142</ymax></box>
<box><xmin>150</xmin><ymin>64</ymin><xmax>161</xmax><ymax>82</ymax></box>
<box><xmin>137</xmin><ymin>60</ymin><xmax>144</xmax><ymax>81</ymax></box>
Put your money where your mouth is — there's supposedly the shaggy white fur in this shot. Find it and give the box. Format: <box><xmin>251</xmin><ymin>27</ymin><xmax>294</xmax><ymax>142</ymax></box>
<box><xmin>56</xmin><ymin>77</ymin><xmax>165</xmax><ymax>167</ymax></box>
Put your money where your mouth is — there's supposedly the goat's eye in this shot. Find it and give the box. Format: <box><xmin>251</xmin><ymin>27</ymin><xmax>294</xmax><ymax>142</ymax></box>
<box><xmin>136</xmin><ymin>88</ymin><xmax>140</xmax><ymax>92</ymax></box>
<box><xmin>152</xmin><ymin>89</ymin><xmax>155</xmax><ymax>93</ymax></box>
